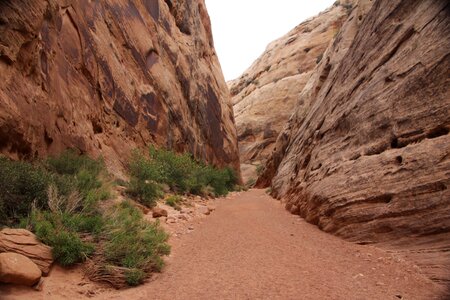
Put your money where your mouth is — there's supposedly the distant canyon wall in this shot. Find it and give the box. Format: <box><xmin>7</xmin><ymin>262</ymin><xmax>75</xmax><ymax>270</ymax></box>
<box><xmin>0</xmin><ymin>0</ymin><xmax>239</xmax><ymax>176</ymax></box>
<box><xmin>230</xmin><ymin>1</ymin><xmax>354</xmax><ymax>166</ymax></box>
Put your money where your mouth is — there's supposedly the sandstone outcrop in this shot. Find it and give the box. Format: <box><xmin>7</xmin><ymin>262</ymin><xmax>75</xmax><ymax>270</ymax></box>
<box><xmin>258</xmin><ymin>0</ymin><xmax>450</xmax><ymax>285</ymax></box>
<box><xmin>230</xmin><ymin>1</ymin><xmax>353</xmax><ymax>175</ymax></box>
<box><xmin>0</xmin><ymin>0</ymin><xmax>239</xmax><ymax>176</ymax></box>
<box><xmin>0</xmin><ymin>252</ymin><xmax>42</xmax><ymax>286</ymax></box>
<box><xmin>0</xmin><ymin>228</ymin><xmax>53</xmax><ymax>275</ymax></box>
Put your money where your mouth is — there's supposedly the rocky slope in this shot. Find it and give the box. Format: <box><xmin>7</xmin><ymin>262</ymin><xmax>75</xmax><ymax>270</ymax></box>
<box><xmin>229</xmin><ymin>1</ymin><xmax>353</xmax><ymax>173</ymax></box>
<box><xmin>258</xmin><ymin>0</ymin><xmax>450</xmax><ymax>285</ymax></box>
<box><xmin>0</xmin><ymin>0</ymin><xmax>239</xmax><ymax>175</ymax></box>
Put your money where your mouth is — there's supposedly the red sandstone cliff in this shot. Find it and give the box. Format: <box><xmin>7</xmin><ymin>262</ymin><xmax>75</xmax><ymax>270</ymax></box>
<box><xmin>0</xmin><ymin>0</ymin><xmax>239</xmax><ymax>176</ymax></box>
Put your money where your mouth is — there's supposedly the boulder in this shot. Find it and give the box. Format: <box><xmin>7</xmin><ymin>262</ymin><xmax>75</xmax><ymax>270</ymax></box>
<box><xmin>0</xmin><ymin>252</ymin><xmax>42</xmax><ymax>286</ymax></box>
<box><xmin>152</xmin><ymin>207</ymin><xmax>168</xmax><ymax>218</ymax></box>
<box><xmin>0</xmin><ymin>228</ymin><xmax>53</xmax><ymax>275</ymax></box>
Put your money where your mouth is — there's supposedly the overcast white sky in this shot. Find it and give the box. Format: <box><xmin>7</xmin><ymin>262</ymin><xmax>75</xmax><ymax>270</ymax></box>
<box><xmin>205</xmin><ymin>1</ymin><xmax>336</xmax><ymax>81</ymax></box>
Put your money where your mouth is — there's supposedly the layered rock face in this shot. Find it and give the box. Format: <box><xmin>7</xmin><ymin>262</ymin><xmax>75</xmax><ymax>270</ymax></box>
<box><xmin>0</xmin><ymin>0</ymin><xmax>239</xmax><ymax>175</ymax></box>
<box><xmin>258</xmin><ymin>0</ymin><xmax>450</xmax><ymax>285</ymax></box>
<box><xmin>0</xmin><ymin>228</ymin><xmax>53</xmax><ymax>275</ymax></box>
<box><xmin>230</xmin><ymin>2</ymin><xmax>352</xmax><ymax>172</ymax></box>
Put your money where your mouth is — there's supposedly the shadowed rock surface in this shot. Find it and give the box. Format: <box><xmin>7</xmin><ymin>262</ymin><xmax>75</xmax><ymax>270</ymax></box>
<box><xmin>0</xmin><ymin>0</ymin><xmax>239</xmax><ymax>175</ymax></box>
<box><xmin>257</xmin><ymin>0</ymin><xmax>450</xmax><ymax>285</ymax></box>
<box><xmin>230</xmin><ymin>1</ymin><xmax>353</xmax><ymax>168</ymax></box>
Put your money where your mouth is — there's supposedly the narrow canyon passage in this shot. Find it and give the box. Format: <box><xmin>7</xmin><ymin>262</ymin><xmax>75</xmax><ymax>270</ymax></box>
<box><xmin>5</xmin><ymin>190</ymin><xmax>444</xmax><ymax>300</ymax></box>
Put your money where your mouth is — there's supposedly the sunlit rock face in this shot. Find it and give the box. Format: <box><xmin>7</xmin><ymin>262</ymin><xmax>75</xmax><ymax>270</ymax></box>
<box><xmin>229</xmin><ymin>1</ymin><xmax>353</xmax><ymax>171</ymax></box>
<box><xmin>0</xmin><ymin>0</ymin><xmax>239</xmax><ymax>176</ymax></box>
<box><xmin>258</xmin><ymin>0</ymin><xmax>450</xmax><ymax>285</ymax></box>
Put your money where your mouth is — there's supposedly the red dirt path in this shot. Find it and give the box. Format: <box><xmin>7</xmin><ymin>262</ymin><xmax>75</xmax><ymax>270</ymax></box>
<box><xmin>1</xmin><ymin>189</ymin><xmax>445</xmax><ymax>299</ymax></box>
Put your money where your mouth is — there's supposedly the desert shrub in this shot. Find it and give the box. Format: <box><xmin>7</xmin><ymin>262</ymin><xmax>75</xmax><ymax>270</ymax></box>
<box><xmin>85</xmin><ymin>202</ymin><xmax>171</xmax><ymax>287</ymax></box>
<box><xmin>0</xmin><ymin>156</ymin><xmax>51</xmax><ymax>224</ymax></box>
<box><xmin>24</xmin><ymin>185</ymin><xmax>102</xmax><ymax>266</ymax></box>
<box><xmin>46</xmin><ymin>149</ymin><xmax>103</xmax><ymax>177</ymax></box>
<box><xmin>2</xmin><ymin>150</ymin><xmax>171</xmax><ymax>286</ymax></box>
<box><xmin>60</xmin><ymin>212</ymin><xmax>104</xmax><ymax>236</ymax></box>
<box><xmin>102</xmin><ymin>201</ymin><xmax>170</xmax><ymax>283</ymax></box>
<box><xmin>49</xmin><ymin>230</ymin><xmax>95</xmax><ymax>267</ymax></box>
<box><xmin>30</xmin><ymin>210</ymin><xmax>95</xmax><ymax>266</ymax></box>
<box><xmin>206</xmin><ymin>166</ymin><xmax>235</xmax><ymax>196</ymax></box>
<box><xmin>125</xmin><ymin>269</ymin><xmax>146</xmax><ymax>286</ymax></box>
<box><xmin>128</xmin><ymin>149</ymin><xmax>163</xmax><ymax>182</ymax></box>
<box><xmin>46</xmin><ymin>150</ymin><xmax>105</xmax><ymax>199</ymax></box>
<box><xmin>127</xmin><ymin>178</ymin><xmax>163</xmax><ymax>208</ymax></box>
<box><xmin>148</xmin><ymin>146</ymin><xmax>197</xmax><ymax>193</ymax></box>
<box><xmin>165</xmin><ymin>195</ymin><xmax>182</xmax><ymax>210</ymax></box>
<box><xmin>3</xmin><ymin>150</ymin><xmax>110</xmax><ymax>265</ymax></box>
<box><xmin>128</xmin><ymin>147</ymin><xmax>238</xmax><ymax>202</ymax></box>
<box><xmin>0</xmin><ymin>151</ymin><xmax>108</xmax><ymax>225</ymax></box>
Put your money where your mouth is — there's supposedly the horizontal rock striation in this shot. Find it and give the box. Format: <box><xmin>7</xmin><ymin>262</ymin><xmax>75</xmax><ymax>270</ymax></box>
<box><xmin>0</xmin><ymin>0</ymin><xmax>239</xmax><ymax>175</ymax></box>
<box><xmin>0</xmin><ymin>228</ymin><xmax>53</xmax><ymax>275</ymax></box>
<box><xmin>258</xmin><ymin>0</ymin><xmax>450</xmax><ymax>286</ymax></box>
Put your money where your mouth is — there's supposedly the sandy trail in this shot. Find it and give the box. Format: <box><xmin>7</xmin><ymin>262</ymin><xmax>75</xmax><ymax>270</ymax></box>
<box><xmin>1</xmin><ymin>189</ymin><xmax>445</xmax><ymax>299</ymax></box>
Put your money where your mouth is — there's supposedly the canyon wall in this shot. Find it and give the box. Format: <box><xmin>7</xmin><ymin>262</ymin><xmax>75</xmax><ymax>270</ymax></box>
<box><xmin>230</xmin><ymin>1</ymin><xmax>353</xmax><ymax>178</ymax></box>
<box><xmin>258</xmin><ymin>0</ymin><xmax>450</xmax><ymax>284</ymax></box>
<box><xmin>0</xmin><ymin>0</ymin><xmax>239</xmax><ymax>176</ymax></box>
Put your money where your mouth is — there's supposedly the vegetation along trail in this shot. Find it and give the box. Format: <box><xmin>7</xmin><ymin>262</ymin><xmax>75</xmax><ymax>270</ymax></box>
<box><xmin>5</xmin><ymin>189</ymin><xmax>444</xmax><ymax>299</ymax></box>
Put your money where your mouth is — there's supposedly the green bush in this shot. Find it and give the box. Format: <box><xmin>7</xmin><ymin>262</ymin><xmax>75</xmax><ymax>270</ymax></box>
<box><xmin>50</xmin><ymin>231</ymin><xmax>95</xmax><ymax>267</ymax></box>
<box><xmin>60</xmin><ymin>213</ymin><xmax>104</xmax><ymax>236</ymax></box>
<box><xmin>127</xmin><ymin>147</ymin><xmax>238</xmax><ymax>202</ymax></box>
<box><xmin>0</xmin><ymin>151</ymin><xmax>108</xmax><ymax>225</ymax></box>
<box><xmin>103</xmin><ymin>201</ymin><xmax>170</xmax><ymax>277</ymax></box>
<box><xmin>1</xmin><ymin>150</ymin><xmax>110</xmax><ymax>265</ymax></box>
<box><xmin>165</xmin><ymin>195</ymin><xmax>182</xmax><ymax>210</ymax></box>
<box><xmin>125</xmin><ymin>269</ymin><xmax>146</xmax><ymax>286</ymax></box>
<box><xmin>46</xmin><ymin>149</ymin><xmax>103</xmax><ymax>176</ymax></box>
<box><xmin>30</xmin><ymin>210</ymin><xmax>95</xmax><ymax>266</ymax></box>
<box><xmin>46</xmin><ymin>150</ymin><xmax>105</xmax><ymax>200</ymax></box>
<box><xmin>148</xmin><ymin>146</ymin><xmax>197</xmax><ymax>193</ymax></box>
<box><xmin>128</xmin><ymin>149</ymin><xmax>163</xmax><ymax>182</ymax></box>
<box><xmin>1</xmin><ymin>150</ymin><xmax>172</xmax><ymax>287</ymax></box>
<box><xmin>127</xmin><ymin>178</ymin><xmax>163</xmax><ymax>207</ymax></box>
<box><xmin>0</xmin><ymin>156</ymin><xmax>51</xmax><ymax>224</ymax></box>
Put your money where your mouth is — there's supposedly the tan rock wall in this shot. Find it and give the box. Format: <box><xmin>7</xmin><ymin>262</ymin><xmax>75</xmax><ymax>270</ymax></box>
<box><xmin>258</xmin><ymin>0</ymin><xmax>450</xmax><ymax>284</ymax></box>
<box><xmin>230</xmin><ymin>2</ymin><xmax>353</xmax><ymax>166</ymax></box>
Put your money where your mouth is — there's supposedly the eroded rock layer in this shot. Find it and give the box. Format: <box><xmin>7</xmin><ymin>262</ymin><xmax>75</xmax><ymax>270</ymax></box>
<box><xmin>258</xmin><ymin>0</ymin><xmax>450</xmax><ymax>285</ymax></box>
<box><xmin>0</xmin><ymin>0</ymin><xmax>239</xmax><ymax>175</ymax></box>
<box><xmin>230</xmin><ymin>2</ymin><xmax>352</xmax><ymax>168</ymax></box>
